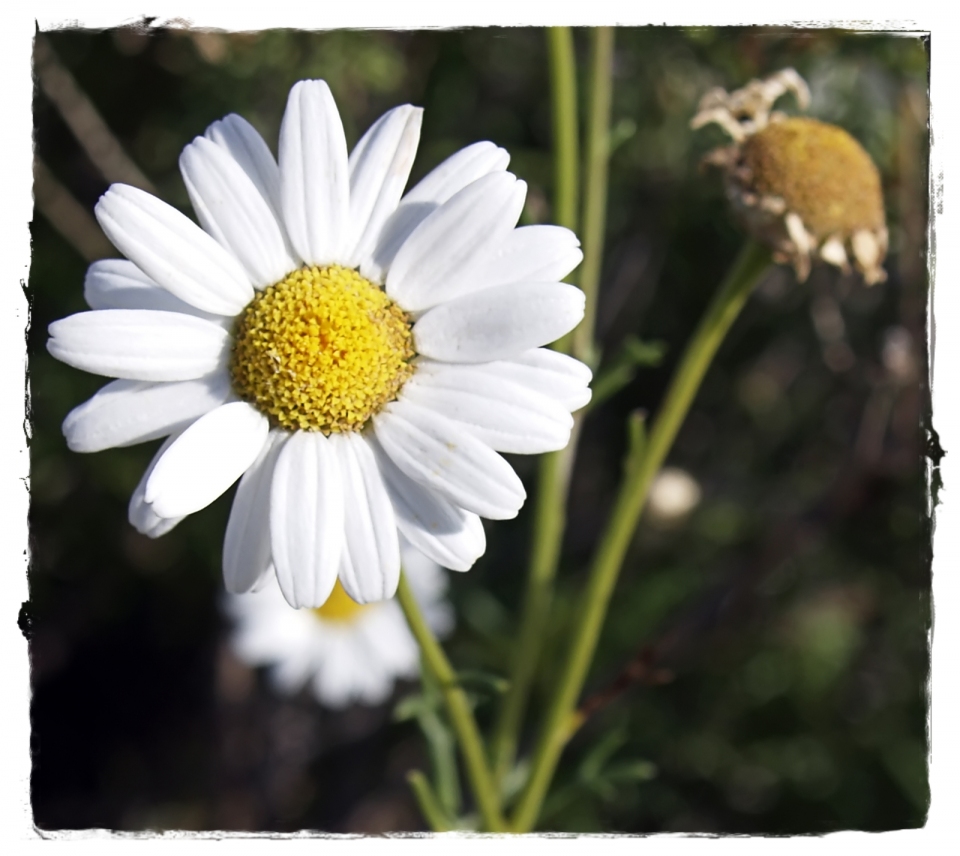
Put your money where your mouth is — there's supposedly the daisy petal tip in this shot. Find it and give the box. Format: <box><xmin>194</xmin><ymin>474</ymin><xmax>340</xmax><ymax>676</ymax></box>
<box><xmin>287</xmin><ymin>79</ymin><xmax>338</xmax><ymax>118</ymax></box>
<box><xmin>293</xmin><ymin>77</ymin><xmax>333</xmax><ymax>95</ymax></box>
<box><xmin>94</xmin><ymin>182</ymin><xmax>143</xmax><ymax>221</ymax></box>
<box><xmin>486</xmin><ymin>494</ymin><xmax>525</xmax><ymax>521</ymax></box>
<box><xmin>61</xmin><ymin>413</ymin><xmax>87</xmax><ymax>453</ymax></box>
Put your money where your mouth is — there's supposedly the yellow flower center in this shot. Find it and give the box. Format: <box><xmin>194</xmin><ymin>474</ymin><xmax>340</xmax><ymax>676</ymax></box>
<box><xmin>312</xmin><ymin>580</ymin><xmax>370</xmax><ymax>623</ymax></box>
<box><xmin>231</xmin><ymin>264</ymin><xmax>415</xmax><ymax>433</ymax></box>
<box><xmin>742</xmin><ymin>117</ymin><xmax>885</xmax><ymax>239</ymax></box>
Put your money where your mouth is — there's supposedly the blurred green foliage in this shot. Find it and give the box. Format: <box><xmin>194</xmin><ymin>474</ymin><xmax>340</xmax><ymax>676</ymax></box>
<box><xmin>30</xmin><ymin>26</ymin><xmax>929</xmax><ymax>832</ymax></box>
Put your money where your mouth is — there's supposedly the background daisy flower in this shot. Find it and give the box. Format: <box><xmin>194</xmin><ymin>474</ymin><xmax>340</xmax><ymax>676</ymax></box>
<box><xmin>224</xmin><ymin>540</ymin><xmax>452</xmax><ymax>709</ymax></box>
<box><xmin>47</xmin><ymin>79</ymin><xmax>591</xmax><ymax>609</ymax></box>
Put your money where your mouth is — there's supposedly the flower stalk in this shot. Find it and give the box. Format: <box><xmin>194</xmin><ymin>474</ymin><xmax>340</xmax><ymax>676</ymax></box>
<box><xmin>406</xmin><ymin>770</ymin><xmax>454</xmax><ymax>832</ymax></box>
<box><xmin>491</xmin><ymin>414</ymin><xmax>582</xmax><ymax>785</ymax></box>
<box><xmin>547</xmin><ymin>26</ymin><xmax>580</xmax><ymax>237</ymax></box>
<box><xmin>395</xmin><ymin>572</ymin><xmax>506</xmax><ymax>832</ymax></box>
<box><xmin>510</xmin><ymin>239</ymin><xmax>773</xmax><ymax>833</ymax></box>
<box><xmin>573</xmin><ymin>26</ymin><xmax>615</xmax><ymax>369</ymax></box>
<box><xmin>491</xmin><ymin>27</ymin><xmax>615</xmax><ymax>787</ymax></box>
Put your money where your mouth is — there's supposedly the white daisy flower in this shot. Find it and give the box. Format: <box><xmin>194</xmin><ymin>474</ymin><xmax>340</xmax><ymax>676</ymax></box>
<box><xmin>225</xmin><ymin>540</ymin><xmax>453</xmax><ymax>708</ymax></box>
<box><xmin>47</xmin><ymin>79</ymin><xmax>591</xmax><ymax>608</ymax></box>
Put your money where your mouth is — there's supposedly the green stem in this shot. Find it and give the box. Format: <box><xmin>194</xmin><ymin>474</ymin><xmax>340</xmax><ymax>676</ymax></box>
<box><xmin>406</xmin><ymin>771</ymin><xmax>453</xmax><ymax>832</ymax></box>
<box><xmin>547</xmin><ymin>26</ymin><xmax>579</xmax><ymax>235</ymax></box>
<box><xmin>573</xmin><ymin>26</ymin><xmax>616</xmax><ymax>368</ymax></box>
<box><xmin>417</xmin><ymin>668</ymin><xmax>463</xmax><ymax>818</ymax></box>
<box><xmin>490</xmin><ymin>417</ymin><xmax>583</xmax><ymax>784</ymax></box>
<box><xmin>396</xmin><ymin>572</ymin><xmax>506</xmax><ymax>832</ymax></box>
<box><xmin>511</xmin><ymin>240</ymin><xmax>773</xmax><ymax>833</ymax></box>
<box><xmin>489</xmin><ymin>25</ymin><xmax>587</xmax><ymax>785</ymax></box>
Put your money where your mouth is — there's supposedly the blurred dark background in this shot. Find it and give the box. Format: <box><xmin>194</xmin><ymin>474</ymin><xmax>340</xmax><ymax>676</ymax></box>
<box><xmin>28</xmin><ymin>26</ymin><xmax>930</xmax><ymax>832</ymax></box>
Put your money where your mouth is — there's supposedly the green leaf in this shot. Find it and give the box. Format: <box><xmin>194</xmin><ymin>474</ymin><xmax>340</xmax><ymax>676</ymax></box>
<box><xmin>625</xmin><ymin>409</ymin><xmax>649</xmax><ymax>476</ymax></box>
<box><xmin>578</xmin><ymin>728</ymin><xmax>628</xmax><ymax>784</ymax></box>
<box><xmin>392</xmin><ymin>693</ymin><xmax>429</xmax><ymax>722</ymax></box>
<box><xmin>454</xmin><ymin>668</ymin><xmax>511</xmax><ymax>696</ymax></box>
<box><xmin>608</xmin><ymin>117</ymin><xmax>638</xmax><ymax>155</ymax></box>
<box><xmin>589</xmin><ymin>336</ymin><xmax>667</xmax><ymax>410</ymax></box>
<box><xmin>605</xmin><ymin>759</ymin><xmax>658</xmax><ymax>783</ymax></box>
<box><xmin>501</xmin><ymin>758</ymin><xmax>532</xmax><ymax>806</ymax></box>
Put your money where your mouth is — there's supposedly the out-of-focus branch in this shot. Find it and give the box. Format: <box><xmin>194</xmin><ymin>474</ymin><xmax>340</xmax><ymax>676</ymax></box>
<box><xmin>33</xmin><ymin>157</ymin><xmax>114</xmax><ymax>262</ymax></box>
<box><xmin>565</xmin><ymin>647</ymin><xmax>673</xmax><ymax>738</ymax></box>
<box><xmin>34</xmin><ymin>33</ymin><xmax>155</xmax><ymax>192</ymax></box>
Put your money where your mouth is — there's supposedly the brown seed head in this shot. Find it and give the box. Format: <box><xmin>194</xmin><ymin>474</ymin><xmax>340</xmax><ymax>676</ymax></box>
<box><xmin>742</xmin><ymin>117</ymin><xmax>885</xmax><ymax>239</ymax></box>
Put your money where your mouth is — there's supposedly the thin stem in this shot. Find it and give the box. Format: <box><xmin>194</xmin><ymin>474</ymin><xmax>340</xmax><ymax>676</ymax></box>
<box><xmin>547</xmin><ymin>26</ymin><xmax>580</xmax><ymax>235</ymax></box>
<box><xmin>406</xmin><ymin>771</ymin><xmax>453</xmax><ymax>832</ymax></box>
<box><xmin>417</xmin><ymin>667</ymin><xmax>463</xmax><ymax>818</ymax></box>
<box><xmin>396</xmin><ymin>573</ymin><xmax>506</xmax><ymax>832</ymax></box>
<box><xmin>489</xmin><ymin>25</ymin><xmax>584</xmax><ymax>784</ymax></box>
<box><xmin>490</xmin><ymin>417</ymin><xmax>582</xmax><ymax>784</ymax></box>
<box><xmin>511</xmin><ymin>240</ymin><xmax>773</xmax><ymax>833</ymax></box>
<box><xmin>572</xmin><ymin>26</ymin><xmax>615</xmax><ymax>368</ymax></box>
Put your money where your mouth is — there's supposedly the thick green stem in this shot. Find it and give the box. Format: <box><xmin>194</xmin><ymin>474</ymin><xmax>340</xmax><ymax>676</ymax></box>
<box><xmin>573</xmin><ymin>26</ymin><xmax>615</xmax><ymax>368</ymax></box>
<box><xmin>396</xmin><ymin>573</ymin><xmax>505</xmax><ymax>832</ymax></box>
<box><xmin>511</xmin><ymin>240</ymin><xmax>773</xmax><ymax>833</ymax></box>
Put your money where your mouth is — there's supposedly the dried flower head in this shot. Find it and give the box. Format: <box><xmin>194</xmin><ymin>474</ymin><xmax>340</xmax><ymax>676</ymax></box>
<box><xmin>692</xmin><ymin>69</ymin><xmax>888</xmax><ymax>285</ymax></box>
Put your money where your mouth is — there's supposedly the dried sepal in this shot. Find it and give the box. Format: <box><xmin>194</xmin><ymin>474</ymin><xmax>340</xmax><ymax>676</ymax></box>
<box><xmin>692</xmin><ymin>69</ymin><xmax>887</xmax><ymax>286</ymax></box>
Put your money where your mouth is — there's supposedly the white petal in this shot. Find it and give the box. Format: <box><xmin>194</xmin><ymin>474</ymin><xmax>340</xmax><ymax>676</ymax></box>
<box><xmin>362</xmin><ymin>140</ymin><xmax>510</xmax><ymax>283</ymax></box>
<box><xmin>465</xmin><ymin>225</ymin><xmax>583</xmax><ymax>290</ymax></box>
<box><xmin>373</xmin><ymin>398</ymin><xmax>525</xmax><ymax>520</ymax></box>
<box><xmin>47</xmin><ymin>309</ymin><xmax>232</xmax><ymax>382</ymax></box>
<box><xmin>399</xmin><ymin>538</ymin><xmax>446</xmax><ymax>595</ymax></box>
<box><xmin>386</xmin><ymin>172</ymin><xmax>527</xmax><ymax>312</ymax></box>
<box><xmin>270</xmin><ymin>430</ymin><xmax>344</xmax><ymax>608</ymax></box>
<box><xmin>128</xmin><ymin>434</ymin><xmax>185</xmax><ymax>538</ymax></box>
<box><xmin>180</xmin><ymin>136</ymin><xmax>298</xmax><ymax>288</ymax></box>
<box><xmin>62</xmin><ymin>372</ymin><xmax>232</xmax><ymax>453</ymax></box>
<box><xmin>405</xmin><ymin>140</ymin><xmax>512</xmax><ymax>207</ymax></box>
<box><xmin>344</xmin><ymin>105</ymin><xmax>423</xmax><ymax>269</ymax></box>
<box><xmin>273</xmin><ymin>651</ymin><xmax>317</xmax><ymax>697</ymax></box>
<box><xmin>223</xmin><ymin>430</ymin><xmax>289</xmax><ymax>594</ymax></box>
<box><xmin>331</xmin><ymin>433</ymin><xmax>401</xmax><ymax>604</ymax></box>
<box><xmin>398</xmin><ymin>541</ymin><xmax>455</xmax><ymax>634</ymax></box>
<box><xmin>144</xmin><ymin>401</ymin><xmax>269</xmax><ymax>518</ymax></box>
<box><xmin>401</xmin><ymin>363</ymin><xmax>573</xmax><ymax>454</ymax></box>
<box><xmin>398</xmin><ymin>543</ymin><xmax>455</xmax><ymax>636</ymax></box>
<box><xmin>94</xmin><ymin>183</ymin><xmax>254</xmax><ymax>315</ymax></box>
<box><xmin>205</xmin><ymin>113</ymin><xmax>284</xmax><ymax>220</ymax></box>
<box><xmin>367</xmin><ymin>433</ymin><xmax>485</xmax><ymax>570</ymax></box>
<box><xmin>413</xmin><ymin>282</ymin><xmax>585</xmax><ymax>363</ymax></box>
<box><xmin>250</xmin><ymin>562</ymin><xmax>277</xmax><ymax>593</ymax></box>
<box><xmin>481</xmin><ymin>348</ymin><xmax>593</xmax><ymax>412</ymax></box>
<box><xmin>278</xmin><ymin>80</ymin><xmax>350</xmax><ymax>267</ymax></box>
<box><xmin>314</xmin><ymin>633</ymin><xmax>392</xmax><ymax>707</ymax></box>
<box><xmin>84</xmin><ymin>259</ymin><xmax>225</xmax><ymax>323</ymax></box>
<box><xmin>357</xmin><ymin>605</ymin><xmax>421</xmax><ymax>676</ymax></box>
